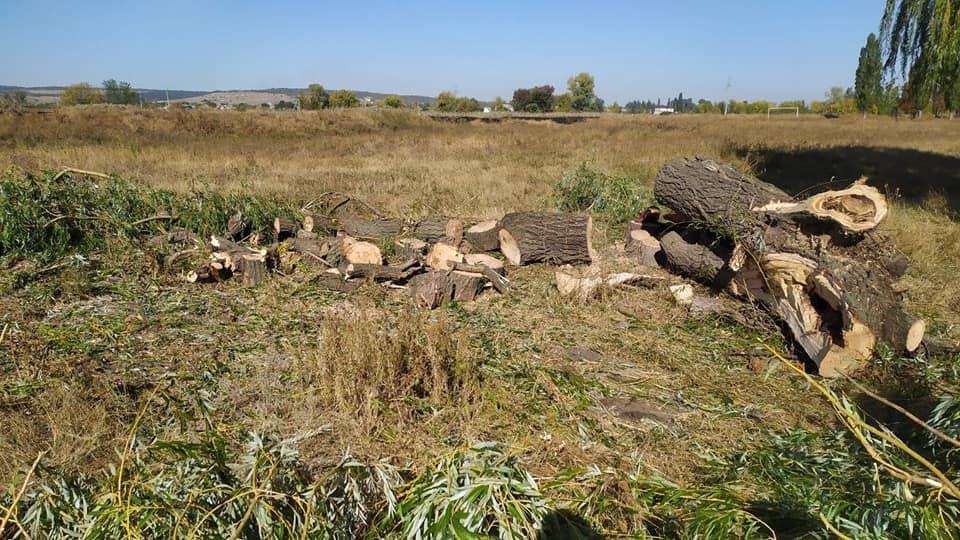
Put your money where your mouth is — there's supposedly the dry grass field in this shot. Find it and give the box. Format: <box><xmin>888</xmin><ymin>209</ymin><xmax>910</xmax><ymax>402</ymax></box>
<box><xmin>1</xmin><ymin>107</ymin><xmax>959</xmax><ymax>537</ymax></box>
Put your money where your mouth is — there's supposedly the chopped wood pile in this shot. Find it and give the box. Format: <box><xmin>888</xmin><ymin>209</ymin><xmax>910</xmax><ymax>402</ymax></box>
<box><xmin>158</xmin><ymin>204</ymin><xmax>595</xmax><ymax>309</ymax></box>
<box><xmin>645</xmin><ymin>156</ymin><xmax>923</xmax><ymax>377</ymax></box>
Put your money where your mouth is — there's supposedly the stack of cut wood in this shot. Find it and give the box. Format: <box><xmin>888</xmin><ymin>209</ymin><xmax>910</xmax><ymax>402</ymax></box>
<box><xmin>642</xmin><ymin>156</ymin><xmax>923</xmax><ymax>377</ymax></box>
<box><xmin>180</xmin><ymin>207</ymin><xmax>596</xmax><ymax>309</ymax></box>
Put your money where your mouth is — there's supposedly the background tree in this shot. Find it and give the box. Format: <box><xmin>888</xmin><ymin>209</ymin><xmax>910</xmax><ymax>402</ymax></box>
<box><xmin>435</xmin><ymin>91</ymin><xmax>457</xmax><ymax>112</ymax></box>
<box><xmin>554</xmin><ymin>93</ymin><xmax>573</xmax><ymax>112</ymax></box>
<box><xmin>881</xmin><ymin>0</ymin><xmax>960</xmax><ymax>113</ymax></box>
<box><xmin>855</xmin><ymin>33</ymin><xmax>883</xmax><ymax>113</ymax></box>
<box><xmin>1</xmin><ymin>90</ymin><xmax>27</xmax><ymax>110</ymax></box>
<box><xmin>567</xmin><ymin>72</ymin><xmax>602</xmax><ymax>111</ymax></box>
<box><xmin>606</xmin><ymin>101</ymin><xmax>621</xmax><ymax>113</ymax></box>
<box><xmin>298</xmin><ymin>84</ymin><xmax>329</xmax><ymax>110</ymax></box>
<box><xmin>667</xmin><ymin>92</ymin><xmax>694</xmax><ymax>113</ymax></box>
<box><xmin>329</xmin><ymin>90</ymin><xmax>359</xmax><ymax>108</ymax></box>
<box><xmin>274</xmin><ymin>100</ymin><xmax>296</xmax><ymax>110</ymax></box>
<box><xmin>60</xmin><ymin>82</ymin><xmax>103</xmax><ymax>106</ymax></box>
<box><xmin>102</xmin><ymin>79</ymin><xmax>139</xmax><ymax>105</ymax></box>
<box><xmin>511</xmin><ymin>85</ymin><xmax>554</xmax><ymax>113</ymax></box>
<box><xmin>379</xmin><ymin>95</ymin><xmax>404</xmax><ymax>108</ymax></box>
<box><xmin>490</xmin><ymin>96</ymin><xmax>508</xmax><ymax>112</ymax></box>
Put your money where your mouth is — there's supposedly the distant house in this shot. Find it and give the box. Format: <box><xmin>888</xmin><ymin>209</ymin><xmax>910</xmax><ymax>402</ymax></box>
<box><xmin>483</xmin><ymin>106</ymin><xmax>492</xmax><ymax>113</ymax></box>
<box><xmin>653</xmin><ymin>105</ymin><xmax>674</xmax><ymax>115</ymax></box>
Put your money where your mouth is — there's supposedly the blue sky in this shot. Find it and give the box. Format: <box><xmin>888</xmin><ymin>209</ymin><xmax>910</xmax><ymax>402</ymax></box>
<box><xmin>2</xmin><ymin>0</ymin><xmax>886</xmax><ymax>103</ymax></box>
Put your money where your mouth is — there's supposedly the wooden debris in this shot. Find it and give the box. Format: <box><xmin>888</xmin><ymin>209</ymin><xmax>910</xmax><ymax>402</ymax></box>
<box><xmin>302</xmin><ymin>212</ymin><xmax>337</xmax><ymax>234</ymax></box>
<box><xmin>410</xmin><ymin>216</ymin><xmax>462</xmax><ymax>241</ymax></box>
<box><xmin>556</xmin><ymin>270</ymin><xmax>662</xmax><ymax>300</ymax></box>
<box><xmin>463</xmin><ymin>253</ymin><xmax>505</xmax><ymax>275</ymax></box>
<box><xmin>188</xmin><ymin>262</ymin><xmax>231</xmax><ymax>283</ymax></box>
<box><xmin>411</xmin><ymin>270</ymin><xmax>485</xmax><ymax>308</ymax></box>
<box><xmin>499</xmin><ymin>211</ymin><xmax>593</xmax><ymax>266</ymax></box>
<box><xmin>339</xmin><ymin>214</ymin><xmax>404</xmax><ymax>239</ymax></box>
<box><xmin>465</xmin><ymin>220</ymin><xmax>501</xmax><ymax>252</ymax></box>
<box><xmin>624</xmin><ymin>223</ymin><xmax>662</xmax><ymax>267</ymax></box>
<box><xmin>395</xmin><ymin>237</ymin><xmax>428</xmax><ymax>259</ymax></box>
<box><xmin>653</xmin><ymin>156</ymin><xmax>924</xmax><ymax>376</ymax></box>
<box><xmin>424</xmin><ymin>240</ymin><xmax>462</xmax><ymax>270</ymax></box>
<box><xmin>669</xmin><ymin>284</ymin><xmax>694</xmax><ymax>306</ymax></box>
<box><xmin>341</xmin><ymin>236</ymin><xmax>383</xmax><ymax>266</ymax></box>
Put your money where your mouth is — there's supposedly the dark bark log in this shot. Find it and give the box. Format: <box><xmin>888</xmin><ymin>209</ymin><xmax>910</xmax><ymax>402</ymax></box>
<box><xmin>302</xmin><ymin>212</ymin><xmax>337</xmax><ymax>234</ymax></box>
<box><xmin>465</xmin><ymin>220</ymin><xmax>501</xmax><ymax>252</ymax></box>
<box><xmin>395</xmin><ymin>237</ymin><xmax>427</xmax><ymax>259</ymax></box>
<box><xmin>498</xmin><ymin>212</ymin><xmax>593</xmax><ymax>266</ymax></box>
<box><xmin>410</xmin><ymin>217</ymin><xmax>461</xmax><ymax>241</ymax></box>
<box><xmin>658</xmin><ymin>230</ymin><xmax>732</xmax><ymax>287</ymax></box>
<box><xmin>338</xmin><ymin>214</ymin><xmax>404</xmax><ymax>239</ymax></box>
<box><xmin>342</xmin><ymin>262</ymin><xmax>424</xmax><ymax>283</ymax></box>
<box><xmin>239</xmin><ymin>256</ymin><xmax>267</xmax><ymax>287</ymax></box>
<box><xmin>314</xmin><ymin>271</ymin><xmax>360</xmax><ymax>293</ymax></box>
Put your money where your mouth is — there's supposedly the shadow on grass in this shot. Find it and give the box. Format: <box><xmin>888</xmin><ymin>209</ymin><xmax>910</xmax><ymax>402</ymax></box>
<box><xmin>724</xmin><ymin>145</ymin><xmax>960</xmax><ymax>213</ymax></box>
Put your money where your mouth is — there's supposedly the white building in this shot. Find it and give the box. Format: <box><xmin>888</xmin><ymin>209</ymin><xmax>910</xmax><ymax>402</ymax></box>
<box><xmin>653</xmin><ymin>105</ymin><xmax>674</xmax><ymax>115</ymax></box>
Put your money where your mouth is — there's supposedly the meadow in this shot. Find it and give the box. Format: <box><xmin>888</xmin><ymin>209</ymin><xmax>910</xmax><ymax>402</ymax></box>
<box><xmin>1</xmin><ymin>106</ymin><xmax>959</xmax><ymax>538</ymax></box>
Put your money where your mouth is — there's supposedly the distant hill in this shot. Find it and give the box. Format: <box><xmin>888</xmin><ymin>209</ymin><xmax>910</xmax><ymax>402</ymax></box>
<box><xmin>0</xmin><ymin>85</ymin><xmax>436</xmax><ymax>106</ymax></box>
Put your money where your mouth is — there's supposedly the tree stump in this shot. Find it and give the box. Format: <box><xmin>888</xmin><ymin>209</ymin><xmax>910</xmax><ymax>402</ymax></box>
<box><xmin>465</xmin><ymin>220</ymin><xmax>501</xmax><ymax>252</ymax></box>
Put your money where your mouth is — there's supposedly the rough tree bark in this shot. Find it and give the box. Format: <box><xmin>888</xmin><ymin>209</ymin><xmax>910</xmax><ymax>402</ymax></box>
<box><xmin>498</xmin><ymin>212</ymin><xmax>593</xmax><ymax>266</ymax></box>
<box><xmin>654</xmin><ymin>156</ymin><xmax>923</xmax><ymax>375</ymax></box>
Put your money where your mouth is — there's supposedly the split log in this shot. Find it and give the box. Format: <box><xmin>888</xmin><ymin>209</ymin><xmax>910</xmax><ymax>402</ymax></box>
<box><xmin>411</xmin><ymin>270</ymin><xmax>484</xmax><ymax>308</ymax></box>
<box><xmin>498</xmin><ymin>212</ymin><xmax>593</xmax><ymax>266</ymax></box>
<box><xmin>424</xmin><ymin>240</ymin><xmax>463</xmax><ymax>270</ymax></box>
<box><xmin>654</xmin><ymin>157</ymin><xmax>924</xmax><ymax>374</ymax></box>
<box><xmin>274</xmin><ymin>217</ymin><xmax>299</xmax><ymax>241</ymax></box>
<box><xmin>338</xmin><ymin>214</ymin><xmax>404</xmax><ymax>239</ymax></box>
<box><xmin>227</xmin><ymin>212</ymin><xmax>252</xmax><ymax>240</ymax></box>
<box><xmin>556</xmin><ymin>271</ymin><xmax>663</xmax><ymax>300</ymax></box>
<box><xmin>624</xmin><ymin>224</ymin><xmax>662</xmax><ymax>267</ymax></box>
<box><xmin>410</xmin><ymin>217</ymin><xmax>462</xmax><ymax>242</ymax></box>
<box><xmin>449</xmin><ymin>261</ymin><xmax>510</xmax><ymax>294</ymax></box>
<box><xmin>395</xmin><ymin>237</ymin><xmax>428</xmax><ymax>259</ymax></box>
<box><xmin>465</xmin><ymin>220</ymin><xmax>501</xmax><ymax>252</ymax></box>
<box><xmin>751</xmin><ymin>178</ymin><xmax>888</xmax><ymax>233</ymax></box>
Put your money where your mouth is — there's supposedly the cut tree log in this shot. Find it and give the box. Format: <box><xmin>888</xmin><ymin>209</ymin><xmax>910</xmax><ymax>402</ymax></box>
<box><xmin>342</xmin><ymin>262</ymin><xmax>423</xmax><ymax>283</ymax></box>
<box><xmin>239</xmin><ymin>255</ymin><xmax>268</xmax><ymax>287</ymax></box>
<box><xmin>658</xmin><ymin>230</ymin><xmax>731</xmax><ymax>286</ymax></box>
<box><xmin>395</xmin><ymin>237</ymin><xmax>428</xmax><ymax>259</ymax></box>
<box><xmin>338</xmin><ymin>214</ymin><xmax>404</xmax><ymax>239</ymax></box>
<box><xmin>498</xmin><ymin>212</ymin><xmax>593</xmax><ymax>266</ymax></box>
<box><xmin>410</xmin><ymin>270</ymin><xmax>484</xmax><ymax>308</ymax></box>
<box><xmin>465</xmin><ymin>220</ymin><xmax>501</xmax><ymax>252</ymax></box>
<box><xmin>654</xmin><ymin>156</ymin><xmax>924</xmax><ymax>374</ymax></box>
<box><xmin>424</xmin><ymin>240</ymin><xmax>463</xmax><ymax>270</ymax></box>
<box><xmin>227</xmin><ymin>212</ymin><xmax>252</xmax><ymax>240</ymax></box>
<box><xmin>289</xmin><ymin>237</ymin><xmax>336</xmax><ymax>266</ymax></box>
<box><xmin>624</xmin><ymin>223</ymin><xmax>662</xmax><ymax>267</ymax></box>
<box><xmin>274</xmin><ymin>217</ymin><xmax>299</xmax><ymax>241</ymax></box>
<box><xmin>314</xmin><ymin>269</ymin><xmax>361</xmax><ymax>293</ymax></box>
<box><xmin>556</xmin><ymin>270</ymin><xmax>664</xmax><ymax>301</ymax></box>
<box><xmin>449</xmin><ymin>261</ymin><xmax>509</xmax><ymax>294</ymax></box>
<box><xmin>410</xmin><ymin>217</ymin><xmax>462</xmax><ymax>242</ymax></box>
<box><xmin>341</xmin><ymin>236</ymin><xmax>382</xmax><ymax>266</ymax></box>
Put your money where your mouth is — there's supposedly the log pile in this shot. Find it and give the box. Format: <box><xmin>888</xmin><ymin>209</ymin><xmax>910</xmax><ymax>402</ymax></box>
<box><xmin>644</xmin><ymin>156</ymin><xmax>922</xmax><ymax>377</ymax></box>
<box><xmin>177</xmin><ymin>205</ymin><xmax>596</xmax><ymax>310</ymax></box>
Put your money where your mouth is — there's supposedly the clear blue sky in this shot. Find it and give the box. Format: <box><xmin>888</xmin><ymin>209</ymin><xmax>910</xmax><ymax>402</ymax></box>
<box><xmin>1</xmin><ymin>0</ymin><xmax>887</xmax><ymax>104</ymax></box>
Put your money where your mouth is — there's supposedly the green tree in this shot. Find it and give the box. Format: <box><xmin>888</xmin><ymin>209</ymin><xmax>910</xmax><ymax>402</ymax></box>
<box><xmin>379</xmin><ymin>95</ymin><xmax>404</xmax><ymax>108</ymax></box>
<box><xmin>298</xmin><ymin>84</ymin><xmax>329</xmax><ymax>110</ymax></box>
<box><xmin>567</xmin><ymin>72</ymin><xmax>601</xmax><ymax>111</ymax></box>
<box><xmin>490</xmin><ymin>96</ymin><xmax>508</xmax><ymax>112</ymax></box>
<box><xmin>102</xmin><ymin>79</ymin><xmax>139</xmax><ymax>105</ymax></box>
<box><xmin>881</xmin><ymin>0</ymin><xmax>960</xmax><ymax>112</ymax></box>
<box><xmin>60</xmin><ymin>82</ymin><xmax>103</xmax><ymax>106</ymax></box>
<box><xmin>511</xmin><ymin>85</ymin><xmax>554</xmax><ymax>113</ymax></box>
<box><xmin>329</xmin><ymin>90</ymin><xmax>359</xmax><ymax>108</ymax></box>
<box><xmin>855</xmin><ymin>34</ymin><xmax>883</xmax><ymax>113</ymax></box>
<box><xmin>1</xmin><ymin>90</ymin><xmax>27</xmax><ymax>110</ymax></box>
<box><xmin>607</xmin><ymin>101</ymin><xmax>621</xmax><ymax>113</ymax></box>
<box><xmin>435</xmin><ymin>91</ymin><xmax>457</xmax><ymax>112</ymax></box>
<box><xmin>554</xmin><ymin>93</ymin><xmax>574</xmax><ymax>112</ymax></box>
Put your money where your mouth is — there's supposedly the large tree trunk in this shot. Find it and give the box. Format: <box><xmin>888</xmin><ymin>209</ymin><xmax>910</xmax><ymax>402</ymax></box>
<box><xmin>654</xmin><ymin>157</ymin><xmax>923</xmax><ymax>376</ymax></box>
<box><xmin>498</xmin><ymin>212</ymin><xmax>593</xmax><ymax>266</ymax></box>
<box><xmin>338</xmin><ymin>214</ymin><xmax>404</xmax><ymax>239</ymax></box>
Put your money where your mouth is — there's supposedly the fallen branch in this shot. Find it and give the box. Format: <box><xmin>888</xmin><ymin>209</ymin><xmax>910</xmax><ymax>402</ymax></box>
<box><xmin>52</xmin><ymin>167</ymin><xmax>112</xmax><ymax>181</ymax></box>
